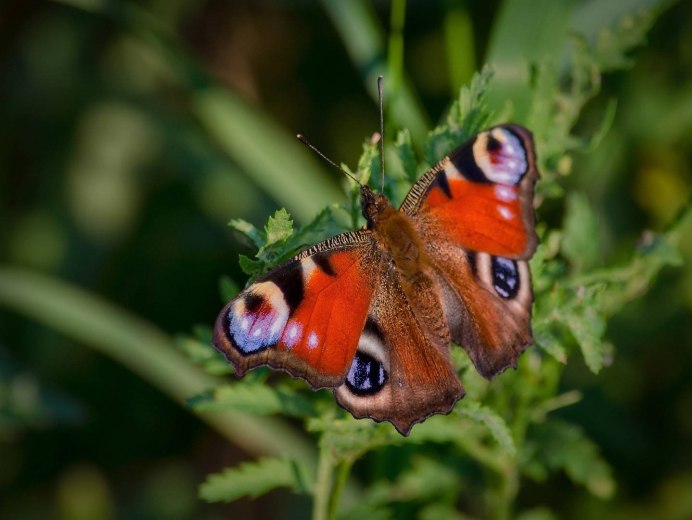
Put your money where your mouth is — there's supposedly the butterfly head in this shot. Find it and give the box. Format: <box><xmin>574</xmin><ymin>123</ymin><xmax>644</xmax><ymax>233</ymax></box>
<box><xmin>361</xmin><ymin>185</ymin><xmax>394</xmax><ymax>229</ymax></box>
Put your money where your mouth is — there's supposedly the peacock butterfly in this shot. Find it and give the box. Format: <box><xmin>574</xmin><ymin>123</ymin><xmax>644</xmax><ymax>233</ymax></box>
<box><xmin>213</xmin><ymin>124</ymin><xmax>538</xmax><ymax>435</ymax></box>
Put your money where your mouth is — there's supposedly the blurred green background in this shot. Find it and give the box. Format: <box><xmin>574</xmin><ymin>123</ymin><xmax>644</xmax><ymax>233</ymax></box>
<box><xmin>1</xmin><ymin>0</ymin><xmax>691</xmax><ymax>518</ymax></box>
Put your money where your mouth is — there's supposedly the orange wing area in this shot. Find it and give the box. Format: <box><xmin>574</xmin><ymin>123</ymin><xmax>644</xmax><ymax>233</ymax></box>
<box><xmin>213</xmin><ymin>233</ymin><xmax>378</xmax><ymax>390</ymax></box>
<box><xmin>421</xmin><ymin>178</ymin><xmax>530</xmax><ymax>258</ymax></box>
<box><xmin>276</xmin><ymin>251</ymin><xmax>374</xmax><ymax>379</ymax></box>
<box><xmin>402</xmin><ymin>125</ymin><xmax>539</xmax><ymax>260</ymax></box>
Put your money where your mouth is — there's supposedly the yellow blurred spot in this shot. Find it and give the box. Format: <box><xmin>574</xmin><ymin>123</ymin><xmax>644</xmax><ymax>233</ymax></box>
<box><xmin>56</xmin><ymin>464</ymin><xmax>115</xmax><ymax>520</ymax></box>
<box><xmin>633</xmin><ymin>164</ymin><xmax>689</xmax><ymax>227</ymax></box>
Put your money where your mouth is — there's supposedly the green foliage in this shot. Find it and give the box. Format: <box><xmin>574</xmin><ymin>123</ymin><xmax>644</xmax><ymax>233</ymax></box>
<box><xmin>199</xmin><ymin>457</ymin><xmax>313</xmax><ymax>502</ymax></box>
<box><xmin>190</xmin><ymin>382</ymin><xmax>317</xmax><ymax>418</ymax></box>
<box><xmin>521</xmin><ymin>419</ymin><xmax>615</xmax><ymax>498</ymax></box>
<box><xmin>424</xmin><ymin>65</ymin><xmax>494</xmax><ymax>165</ymax></box>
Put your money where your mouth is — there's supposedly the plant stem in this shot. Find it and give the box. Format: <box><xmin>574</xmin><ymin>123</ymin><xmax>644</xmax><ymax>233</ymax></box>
<box><xmin>327</xmin><ymin>460</ymin><xmax>353</xmax><ymax>520</ymax></box>
<box><xmin>313</xmin><ymin>442</ymin><xmax>335</xmax><ymax>520</ymax></box>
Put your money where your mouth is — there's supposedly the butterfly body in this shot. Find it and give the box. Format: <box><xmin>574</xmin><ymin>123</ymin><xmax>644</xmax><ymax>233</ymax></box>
<box><xmin>213</xmin><ymin>125</ymin><xmax>539</xmax><ymax>434</ymax></box>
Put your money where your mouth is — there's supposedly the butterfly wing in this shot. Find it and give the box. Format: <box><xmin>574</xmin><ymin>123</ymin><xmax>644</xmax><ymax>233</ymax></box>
<box><xmin>214</xmin><ymin>227</ymin><xmax>464</xmax><ymax>434</ymax></box>
<box><xmin>403</xmin><ymin>125</ymin><xmax>538</xmax><ymax>378</ymax></box>
<box><xmin>213</xmin><ymin>231</ymin><xmax>380</xmax><ymax>389</ymax></box>
<box><xmin>334</xmin><ymin>260</ymin><xmax>464</xmax><ymax>435</ymax></box>
<box><xmin>402</xmin><ymin>124</ymin><xmax>538</xmax><ymax>259</ymax></box>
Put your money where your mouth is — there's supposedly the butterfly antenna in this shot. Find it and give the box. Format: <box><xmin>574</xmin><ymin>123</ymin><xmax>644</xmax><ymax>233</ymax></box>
<box><xmin>377</xmin><ymin>75</ymin><xmax>385</xmax><ymax>193</ymax></box>
<box><xmin>297</xmin><ymin>134</ymin><xmax>362</xmax><ymax>186</ymax></box>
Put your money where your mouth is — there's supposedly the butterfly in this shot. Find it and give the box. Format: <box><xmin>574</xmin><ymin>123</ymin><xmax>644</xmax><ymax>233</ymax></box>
<box><xmin>213</xmin><ymin>124</ymin><xmax>538</xmax><ymax>435</ymax></box>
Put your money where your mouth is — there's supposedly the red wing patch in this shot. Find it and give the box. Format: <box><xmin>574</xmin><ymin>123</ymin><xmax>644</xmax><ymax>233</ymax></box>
<box><xmin>402</xmin><ymin>125</ymin><xmax>538</xmax><ymax>259</ymax></box>
<box><xmin>276</xmin><ymin>251</ymin><xmax>374</xmax><ymax>378</ymax></box>
<box><xmin>213</xmin><ymin>234</ymin><xmax>377</xmax><ymax>389</ymax></box>
<box><xmin>422</xmin><ymin>178</ymin><xmax>529</xmax><ymax>257</ymax></box>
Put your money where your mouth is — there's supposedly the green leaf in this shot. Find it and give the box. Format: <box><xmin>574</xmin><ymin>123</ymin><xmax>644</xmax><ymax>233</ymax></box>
<box><xmin>424</xmin><ymin>66</ymin><xmax>494</xmax><ymax>165</ymax></box>
<box><xmin>455</xmin><ymin>64</ymin><xmax>495</xmax><ymax>138</ymax></box>
<box><xmin>533</xmin><ymin>323</ymin><xmax>568</xmax><ymax>364</ymax></box>
<box><xmin>458</xmin><ymin>401</ymin><xmax>516</xmax><ymax>455</ymax></box>
<box><xmin>238</xmin><ymin>254</ymin><xmax>263</xmax><ymax>277</ymax></box>
<box><xmin>175</xmin><ymin>335</ymin><xmax>233</xmax><ymax>376</ymax></box>
<box><xmin>199</xmin><ymin>457</ymin><xmax>313</xmax><ymax>502</ymax></box>
<box><xmin>522</xmin><ymin>419</ymin><xmax>615</xmax><ymax>498</ymax></box>
<box><xmin>189</xmin><ymin>382</ymin><xmax>316</xmax><ymax>418</ymax></box>
<box><xmin>228</xmin><ymin>218</ymin><xmax>265</xmax><ymax>249</ymax></box>
<box><xmin>561</xmin><ymin>192</ymin><xmax>602</xmax><ymax>273</ymax></box>
<box><xmin>307</xmin><ymin>415</ymin><xmax>399</xmax><ymax>463</ymax></box>
<box><xmin>264</xmin><ymin>208</ymin><xmax>294</xmax><ymax>247</ymax></box>
<box><xmin>564</xmin><ymin>297</ymin><xmax>607</xmax><ymax>373</ymax></box>
<box><xmin>394</xmin><ymin>128</ymin><xmax>417</xmax><ymax>184</ymax></box>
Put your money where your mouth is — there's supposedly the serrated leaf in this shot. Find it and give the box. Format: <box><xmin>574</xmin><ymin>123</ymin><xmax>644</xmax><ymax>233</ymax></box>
<box><xmin>238</xmin><ymin>254</ymin><xmax>263</xmax><ymax>277</ymax></box>
<box><xmin>565</xmin><ymin>302</ymin><xmax>607</xmax><ymax>373</ymax></box>
<box><xmin>199</xmin><ymin>457</ymin><xmax>312</xmax><ymax>502</ymax></box>
<box><xmin>176</xmin><ymin>335</ymin><xmax>233</xmax><ymax>375</ymax></box>
<box><xmin>307</xmin><ymin>415</ymin><xmax>399</xmax><ymax>462</ymax></box>
<box><xmin>455</xmin><ymin>64</ymin><xmax>494</xmax><ymax>138</ymax></box>
<box><xmin>424</xmin><ymin>66</ymin><xmax>494</xmax><ymax>165</ymax></box>
<box><xmin>189</xmin><ymin>382</ymin><xmax>316</xmax><ymax>418</ymax></box>
<box><xmin>562</xmin><ymin>192</ymin><xmax>601</xmax><ymax>273</ymax></box>
<box><xmin>264</xmin><ymin>208</ymin><xmax>294</xmax><ymax>247</ymax></box>
<box><xmin>228</xmin><ymin>218</ymin><xmax>264</xmax><ymax>248</ymax></box>
<box><xmin>533</xmin><ymin>324</ymin><xmax>568</xmax><ymax>364</ymax></box>
<box><xmin>522</xmin><ymin>419</ymin><xmax>615</xmax><ymax>498</ymax></box>
<box><xmin>394</xmin><ymin>129</ymin><xmax>417</xmax><ymax>184</ymax></box>
<box><xmin>458</xmin><ymin>401</ymin><xmax>516</xmax><ymax>455</ymax></box>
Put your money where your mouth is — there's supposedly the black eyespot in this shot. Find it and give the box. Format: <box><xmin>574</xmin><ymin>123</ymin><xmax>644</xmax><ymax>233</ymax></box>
<box><xmin>492</xmin><ymin>257</ymin><xmax>519</xmax><ymax>299</ymax></box>
<box><xmin>244</xmin><ymin>293</ymin><xmax>264</xmax><ymax>313</ymax></box>
<box><xmin>345</xmin><ymin>351</ymin><xmax>388</xmax><ymax>396</ymax></box>
<box><xmin>486</xmin><ymin>134</ymin><xmax>502</xmax><ymax>152</ymax></box>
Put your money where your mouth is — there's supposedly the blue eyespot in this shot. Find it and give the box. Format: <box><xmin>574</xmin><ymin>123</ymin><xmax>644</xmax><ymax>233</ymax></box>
<box><xmin>345</xmin><ymin>351</ymin><xmax>388</xmax><ymax>396</ymax></box>
<box><xmin>492</xmin><ymin>257</ymin><xmax>519</xmax><ymax>299</ymax></box>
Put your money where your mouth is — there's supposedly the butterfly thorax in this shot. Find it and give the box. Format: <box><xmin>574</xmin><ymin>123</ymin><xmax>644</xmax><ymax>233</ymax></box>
<box><xmin>361</xmin><ymin>185</ymin><xmax>428</xmax><ymax>280</ymax></box>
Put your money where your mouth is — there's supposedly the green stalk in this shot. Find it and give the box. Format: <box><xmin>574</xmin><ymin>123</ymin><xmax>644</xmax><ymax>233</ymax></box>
<box><xmin>387</xmin><ymin>0</ymin><xmax>407</xmax><ymax>95</ymax></box>
<box><xmin>443</xmin><ymin>0</ymin><xmax>476</xmax><ymax>93</ymax></box>
<box><xmin>0</xmin><ymin>266</ymin><xmax>314</xmax><ymax>463</ymax></box>
<box><xmin>312</xmin><ymin>442</ymin><xmax>335</xmax><ymax>520</ymax></box>
<box><xmin>327</xmin><ymin>460</ymin><xmax>354</xmax><ymax>520</ymax></box>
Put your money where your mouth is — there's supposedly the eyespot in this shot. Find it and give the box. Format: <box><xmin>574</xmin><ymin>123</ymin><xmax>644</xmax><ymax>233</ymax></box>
<box><xmin>345</xmin><ymin>350</ymin><xmax>388</xmax><ymax>396</ymax></box>
<box><xmin>492</xmin><ymin>256</ymin><xmax>519</xmax><ymax>299</ymax></box>
<box><xmin>473</xmin><ymin>128</ymin><xmax>528</xmax><ymax>185</ymax></box>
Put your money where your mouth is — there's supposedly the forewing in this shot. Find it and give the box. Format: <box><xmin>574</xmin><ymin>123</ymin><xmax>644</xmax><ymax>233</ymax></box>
<box><xmin>401</xmin><ymin>124</ymin><xmax>538</xmax><ymax>259</ymax></box>
<box><xmin>213</xmin><ymin>231</ymin><xmax>379</xmax><ymax>389</ymax></box>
